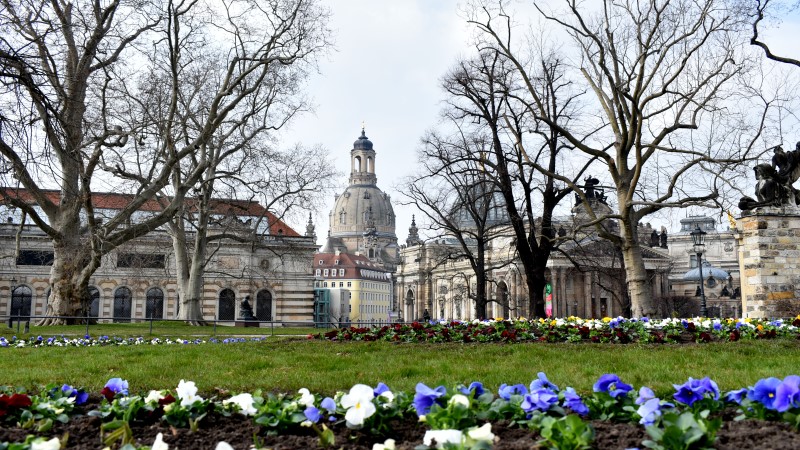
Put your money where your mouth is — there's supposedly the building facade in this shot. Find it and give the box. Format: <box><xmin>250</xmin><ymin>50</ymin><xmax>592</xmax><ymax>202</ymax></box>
<box><xmin>0</xmin><ymin>191</ymin><xmax>317</xmax><ymax>325</ymax></box>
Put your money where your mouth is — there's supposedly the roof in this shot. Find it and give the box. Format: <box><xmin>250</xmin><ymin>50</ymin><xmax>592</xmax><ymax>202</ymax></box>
<box><xmin>0</xmin><ymin>187</ymin><xmax>300</xmax><ymax>237</ymax></box>
<box><xmin>314</xmin><ymin>252</ymin><xmax>391</xmax><ymax>281</ymax></box>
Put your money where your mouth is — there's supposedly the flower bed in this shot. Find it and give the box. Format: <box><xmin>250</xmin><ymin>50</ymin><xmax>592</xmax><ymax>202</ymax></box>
<box><xmin>313</xmin><ymin>316</ymin><xmax>800</xmax><ymax>344</ymax></box>
<box><xmin>0</xmin><ymin>336</ymin><xmax>266</xmax><ymax>349</ymax></box>
<box><xmin>2</xmin><ymin>372</ymin><xmax>800</xmax><ymax>449</ymax></box>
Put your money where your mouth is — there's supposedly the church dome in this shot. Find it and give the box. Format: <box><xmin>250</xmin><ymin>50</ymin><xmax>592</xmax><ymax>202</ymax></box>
<box><xmin>329</xmin><ymin>184</ymin><xmax>396</xmax><ymax>238</ymax></box>
<box><xmin>353</xmin><ymin>130</ymin><xmax>373</xmax><ymax>150</ymax></box>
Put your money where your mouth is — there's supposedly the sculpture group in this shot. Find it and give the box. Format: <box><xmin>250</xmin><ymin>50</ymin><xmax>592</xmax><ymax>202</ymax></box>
<box><xmin>739</xmin><ymin>142</ymin><xmax>800</xmax><ymax>211</ymax></box>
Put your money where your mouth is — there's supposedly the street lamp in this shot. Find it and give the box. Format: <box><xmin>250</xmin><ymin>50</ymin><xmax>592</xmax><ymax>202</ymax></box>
<box><xmin>690</xmin><ymin>225</ymin><xmax>708</xmax><ymax>317</ymax></box>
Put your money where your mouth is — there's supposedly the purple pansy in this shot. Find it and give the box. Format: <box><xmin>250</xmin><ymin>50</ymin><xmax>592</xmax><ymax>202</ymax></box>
<box><xmin>459</xmin><ymin>382</ymin><xmax>485</xmax><ymax>397</ymax></box>
<box><xmin>320</xmin><ymin>397</ymin><xmax>337</xmax><ymax>413</ymax></box>
<box><xmin>725</xmin><ymin>388</ymin><xmax>749</xmax><ymax>405</ymax></box>
<box><xmin>672</xmin><ymin>377</ymin><xmax>719</xmax><ymax>406</ymax></box>
<box><xmin>374</xmin><ymin>382</ymin><xmax>391</xmax><ymax>397</ymax></box>
<box><xmin>61</xmin><ymin>384</ymin><xmax>89</xmax><ymax>405</ymax></box>
<box><xmin>637</xmin><ymin>398</ymin><xmax>663</xmax><ymax>426</ymax></box>
<box><xmin>304</xmin><ymin>406</ymin><xmax>322</xmax><ymax>423</ymax></box>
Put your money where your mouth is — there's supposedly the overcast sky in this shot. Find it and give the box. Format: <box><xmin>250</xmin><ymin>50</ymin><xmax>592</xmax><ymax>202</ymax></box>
<box><xmin>280</xmin><ymin>1</ymin><xmax>800</xmax><ymax>245</ymax></box>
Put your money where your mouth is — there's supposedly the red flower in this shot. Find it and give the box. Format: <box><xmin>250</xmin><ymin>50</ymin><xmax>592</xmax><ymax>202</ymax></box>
<box><xmin>159</xmin><ymin>394</ymin><xmax>176</xmax><ymax>406</ymax></box>
<box><xmin>698</xmin><ymin>332</ymin><xmax>712</xmax><ymax>343</ymax></box>
<box><xmin>0</xmin><ymin>393</ymin><xmax>32</xmax><ymax>417</ymax></box>
<box><xmin>100</xmin><ymin>386</ymin><xmax>116</xmax><ymax>402</ymax></box>
<box><xmin>729</xmin><ymin>330</ymin><xmax>740</xmax><ymax>342</ymax></box>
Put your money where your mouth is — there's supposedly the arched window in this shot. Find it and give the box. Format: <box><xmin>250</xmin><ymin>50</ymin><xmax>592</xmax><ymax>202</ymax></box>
<box><xmin>218</xmin><ymin>289</ymin><xmax>235</xmax><ymax>321</ymax></box>
<box><xmin>113</xmin><ymin>287</ymin><xmax>132</xmax><ymax>323</ymax></box>
<box><xmin>354</xmin><ymin>155</ymin><xmax>362</xmax><ymax>172</ymax></box>
<box><xmin>87</xmin><ymin>286</ymin><xmax>100</xmax><ymax>318</ymax></box>
<box><xmin>10</xmin><ymin>285</ymin><xmax>32</xmax><ymax>320</ymax></box>
<box><xmin>256</xmin><ymin>290</ymin><xmax>273</xmax><ymax>321</ymax></box>
<box><xmin>146</xmin><ymin>287</ymin><xmax>164</xmax><ymax>319</ymax></box>
<box><xmin>497</xmin><ymin>282</ymin><xmax>509</xmax><ymax>318</ymax></box>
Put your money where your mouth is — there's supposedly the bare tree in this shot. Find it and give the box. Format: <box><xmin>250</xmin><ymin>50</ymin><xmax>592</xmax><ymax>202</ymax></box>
<box><xmin>750</xmin><ymin>0</ymin><xmax>800</xmax><ymax>68</ymax></box>
<box><xmin>440</xmin><ymin>42</ymin><xmax>599</xmax><ymax>318</ymax></box>
<box><xmin>474</xmin><ymin>0</ymin><xmax>766</xmax><ymax>317</ymax></box>
<box><xmin>0</xmin><ymin>0</ymin><xmax>331</xmax><ymax>324</ymax></box>
<box><xmin>398</xmin><ymin>128</ymin><xmax>515</xmax><ymax>319</ymax></box>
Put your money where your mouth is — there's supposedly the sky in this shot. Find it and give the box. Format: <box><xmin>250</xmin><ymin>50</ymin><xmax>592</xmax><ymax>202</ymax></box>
<box><xmin>279</xmin><ymin>1</ymin><xmax>800</xmax><ymax>246</ymax></box>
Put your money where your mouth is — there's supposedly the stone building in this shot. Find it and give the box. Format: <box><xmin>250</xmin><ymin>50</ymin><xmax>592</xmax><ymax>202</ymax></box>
<box><xmin>313</xmin><ymin>129</ymin><xmax>399</xmax><ymax>325</ymax></box>
<box><xmin>0</xmin><ymin>190</ymin><xmax>317</xmax><ymax>324</ymax></box>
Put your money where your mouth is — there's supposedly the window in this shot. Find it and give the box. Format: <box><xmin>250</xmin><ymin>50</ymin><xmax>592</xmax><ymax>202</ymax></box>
<box><xmin>113</xmin><ymin>287</ymin><xmax>132</xmax><ymax>323</ymax></box>
<box><xmin>689</xmin><ymin>255</ymin><xmax>698</xmax><ymax>268</ymax></box>
<box><xmin>339</xmin><ymin>282</ymin><xmax>344</xmax><ymax>287</ymax></box>
<box><xmin>315</xmin><ymin>269</ymin><xmax>321</xmax><ymax>277</ymax></box>
<box><xmin>117</xmin><ymin>253</ymin><xmax>165</xmax><ymax>269</ymax></box>
<box><xmin>10</xmin><ymin>286</ymin><xmax>32</xmax><ymax>320</ymax></box>
<box><xmin>323</xmin><ymin>269</ymin><xmax>329</xmax><ymax>277</ymax></box>
<box><xmin>334</xmin><ymin>260</ymin><xmax>339</xmax><ymax>265</ymax></box>
<box><xmin>347</xmin><ymin>282</ymin><xmax>352</xmax><ymax>287</ymax></box>
<box><xmin>323</xmin><ymin>282</ymin><xmax>328</xmax><ymax>287</ymax></box>
<box><xmin>339</xmin><ymin>269</ymin><xmax>344</xmax><ymax>276</ymax></box>
<box><xmin>16</xmin><ymin>250</ymin><xmax>54</xmax><ymax>266</ymax></box>
<box><xmin>318</xmin><ymin>260</ymin><xmax>323</xmax><ymax>265</ymax></box>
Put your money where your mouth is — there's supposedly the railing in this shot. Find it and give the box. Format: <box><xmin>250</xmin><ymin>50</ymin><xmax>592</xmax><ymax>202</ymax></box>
<box><xmin>1</xmin><ymin>314</ymin><xmax>407</xmax><ymax>337</ymax></box>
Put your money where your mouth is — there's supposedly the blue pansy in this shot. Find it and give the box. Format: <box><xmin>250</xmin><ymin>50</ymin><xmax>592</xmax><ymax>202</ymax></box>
<box><xmin>458</xmin><ymin>381</ymin><xmax>485</xmax><ymax>397</ymax></box>
<box><xmin>636</xmin><ymin>386</ymin><xmax>656</xmax><ymax>405</ymax></box>
<box><xmin>61</xmin><ymin>384</ymin><xmax>89</xmax><ymax>405</ymax></box>
<box><xmin>562</xmin><ymin>387</ymin><xmax>589</xmax><ymax>416</ymax></box>
<box><xmin>774</xmin><ymin>375</ymin><xmax>800</xmax><ymax>412</ymax></box>
<box><xmin>672</xmin><ymin>377</ymin><xmax>719</xmax><ymax>406</ymax></box>
<box><xmin>637</xmin><ymin>398</ymin><xmax>663</xmax><ymax>426</ymax></box>
<box><xmin>413</xmin><ymin>383</ymin><xmax>446</xmax><ymax>415</ymax></box>
<box><xmin>104</xmin><ymin>377</ymin><xmax>129</xmax><ymax>395</ymax></box>
<box><xmin>374</xmin><ymin>382</ymin><xmax>391</xmax><ymax>397</ymax></box>
<box><xmin>530</xmin><ymin>372</ymin><xmax>559</xmax><ymax>393</ymax></box>
<box><xmin>321</xmin><ymin>397</ymin><xmax>337</xmax><ymax>413</ymax></box>
<box><xmin>304</xmin><ymin>406</ymin><xmax>322</xmax><ymax>423</ymax></box>
<box><xmin>498</xmin><ymin>383</ymin><xmax>528</xmax><ymax>400</ymax></box>
<box><xmin>593</xmin><ymin>374</ymin><xmax>633</xmax><ymax>398</ymax></box>
<box><xmin>748</xmin><ymin>377</ymin><xmax>782</xmax><ymax>410</ymax></box>
<box><xmin>725</xmin><ymin>388</ymin><xmax>749</xmax><ymax>405</ymax></box>
<box><xmin>521</xmin><ymin>389</ymin><xmax>559</xmax><ymax>413</ymax></box>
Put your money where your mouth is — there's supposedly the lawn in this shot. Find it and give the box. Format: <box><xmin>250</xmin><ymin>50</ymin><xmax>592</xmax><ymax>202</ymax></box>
<box><xmin>2</xmin><ymin>337</ymin><xmax>798</xmax><ymax>398</ymax></box>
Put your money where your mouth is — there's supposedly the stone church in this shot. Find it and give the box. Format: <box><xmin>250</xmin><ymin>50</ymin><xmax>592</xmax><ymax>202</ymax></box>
<box><xmin>313</xmin><ymin>129</ymin><xmax>399</xmax><ymax>326</ymax></box>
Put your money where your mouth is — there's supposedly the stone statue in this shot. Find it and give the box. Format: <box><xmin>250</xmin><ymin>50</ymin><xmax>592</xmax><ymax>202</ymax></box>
<box><xmin>739</xmin><ymin>143</ymin><xmax>800</xmax><ymax>211</ymax></box>
<box><xmin>660</xmin><ymin>226</ymin><xmax>668</xmax><ymax>248</ymax></box>
<box><xmin>575</xmin><ymin>175</ymin><xmax>608</xmax><ymax>205</ymax></box>
<box><xmin>239</xmin><ymin>295</ymin><xmax>256</xmax><ymax>321</ymax></box>
<box><xmin>649</xmin><ymin>230</ymin><xmax>659</xmax><ymax>247</ymax></box>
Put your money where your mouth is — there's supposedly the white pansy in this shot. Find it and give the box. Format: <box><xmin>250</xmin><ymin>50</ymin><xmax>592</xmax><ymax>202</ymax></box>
<box><xmin>340</xmin><ymin>384</ymin><xmax>375</xmax><ymax>408</ymax></box>
<box><xmin>343</xmin><ymin>398</ymin><xmax>376</xmax><ymax>428</ymax></box>
<box><xmin>372</xmin><ymin>438</ymin><xmax>396</xmax><ymax>450</ymax></box>
<box><xmin>423</xmin><ymin>429</ymin><xmax>463</xmax><ymax>449</ymax></box>
<box><xmin>297</xmin><ymin>388</ymin><xmax>315</xmax><ymax>407</ymax></box>
<box><xmin>30</xmin><ymin>437</ymin><xmax>60</xmax><ymax>450</ymax></box>
<box><xmin>378</xmin><ymin>390</ymin><xmax>394</xmax><ymax>403</ymax></box>
<box><xmin>215</xmin><ymin>443</ymin><xmax>235</xmax><ymax>450</ymax></box>
<box><xmin>466</xmin><ymin>423</ymin><xmax>495</xmax><ymax>443</ymax></box>
<box><xmin>448</xmin><ymin>394</ymin><xmax>470</xmax><ymax>408</ymax></box>
<box><xmin>151</xmin><ymin>433</ymin><xmax>169</xmax><ymax>450</ymax></box>
<box><xmin>145</xmin><ymin>390</ymin><xmax>165</xmax><ymax>403</ymax></box>
<box><xmin>223</xmin><ymin>393</ymin><xmax>257</xmax><ymax>416</ymax></box>
<box><xmin>176</xmin><ymin>379</ymin><xmax>203</xmax><ymax>407</ymax></box>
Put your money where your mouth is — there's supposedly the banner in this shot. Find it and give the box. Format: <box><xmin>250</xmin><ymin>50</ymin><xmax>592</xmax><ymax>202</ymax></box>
<box><xmin>545</xmin><ymin>282</ymin><xmax>553</xmax><ymax>318</ymax></box>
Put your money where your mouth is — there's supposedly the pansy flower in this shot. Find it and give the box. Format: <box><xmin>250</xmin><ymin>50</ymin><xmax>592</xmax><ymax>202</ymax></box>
<box><xmin>747</xmin><ymin>377</ymin><xmax>782</xmax><ymax>410</ymax></box>
<box><xmin>593</xmin><ymin>374</ymin><xmax>632</xmax><ymax>398</ymax></box>
<box><xmin>413</xmin><ymin>383</ymin><xmax>446</xmax><ymax>415</ymax></box>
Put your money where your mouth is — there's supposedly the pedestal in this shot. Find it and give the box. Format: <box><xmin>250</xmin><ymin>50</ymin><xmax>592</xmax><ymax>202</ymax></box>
<box><xmin>736</xmin><ymin>208</ymin><xmax>800</xmax><ymax>318</ymax></box>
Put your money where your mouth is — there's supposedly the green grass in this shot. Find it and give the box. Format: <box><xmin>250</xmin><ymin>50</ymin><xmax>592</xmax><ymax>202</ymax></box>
<box><xmin>2</xmin><ymin>339</ymin><xmax>799</xmax><ymax>397</ymax></box>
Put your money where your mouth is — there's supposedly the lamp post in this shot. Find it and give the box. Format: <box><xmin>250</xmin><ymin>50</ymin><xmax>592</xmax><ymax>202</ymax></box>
<box><xmin>690</xmin><ymin>225</ymin><xmax>708</xmax><ymax>317</ymax></box>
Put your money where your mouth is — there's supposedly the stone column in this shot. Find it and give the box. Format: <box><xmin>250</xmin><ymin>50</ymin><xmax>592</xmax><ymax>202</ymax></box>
<box><xmin>736</xmin><ymin>210</ymin><xmax>800</xmax><ymax>318</ymax></box>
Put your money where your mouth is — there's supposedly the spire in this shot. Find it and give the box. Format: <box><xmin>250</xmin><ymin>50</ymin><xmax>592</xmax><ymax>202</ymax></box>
<box><xmin>406</xmin><ymin>214</ymin><xmax>421</xmax><ymax>246</ymax></box>
<box><xmin>305</xmin><ymin>213</ymin><xmax>316</xmax><ymax>241</ymax></box>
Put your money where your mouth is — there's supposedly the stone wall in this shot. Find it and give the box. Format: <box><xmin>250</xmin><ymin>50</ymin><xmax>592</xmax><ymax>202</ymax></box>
<box><xmin>736</xmin><ymin>210</ymin><xmax>800</xmax><ymax>318</ymax></box>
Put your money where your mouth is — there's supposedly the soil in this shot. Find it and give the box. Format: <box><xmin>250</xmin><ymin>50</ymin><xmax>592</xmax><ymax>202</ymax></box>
<box><xmin>2</xmin><ymin>408</ymin><xmax>800</xmax><ymax>449</ymax></box>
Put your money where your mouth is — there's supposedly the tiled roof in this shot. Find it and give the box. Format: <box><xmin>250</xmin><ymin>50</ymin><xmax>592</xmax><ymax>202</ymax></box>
<box><xmin>0</xmin><ymin>187</ymin><xmax>300</xmax><ymax>237</ymax></box>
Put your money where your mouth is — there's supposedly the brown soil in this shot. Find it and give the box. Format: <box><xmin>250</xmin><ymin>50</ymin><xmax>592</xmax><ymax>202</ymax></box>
<box><xmin>2</xmin><ymin>413</ymin><xmax>799</xmax><ymax>449</ymax></box>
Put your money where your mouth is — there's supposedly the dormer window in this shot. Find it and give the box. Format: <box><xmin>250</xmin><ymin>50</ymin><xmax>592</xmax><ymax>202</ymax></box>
<box><xmin>318</xmin><ymin>260</ymin><xmax>323</xmax><ymax>265</ymax></box>
<box><xmin>334</xmin><ymin>259</ymin><xmax>339</xmax><ymax>265</ymax></box>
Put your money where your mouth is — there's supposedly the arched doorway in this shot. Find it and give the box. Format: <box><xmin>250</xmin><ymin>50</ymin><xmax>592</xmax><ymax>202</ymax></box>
<box><xmin>218</xmin><ymin>289</ymin><xmax>235</xmax><ymax>321</ymax></box>
<box><xmin>146</xmin><ymin>287</ymin><xmax>164</xmax><ymax>319</ymax></box>
<box><xmin>113</xmin><ymin>287</ymin><xmax>132</xmax><ymax>323</ymax></box>
<box><xmin>256</xmin><ymin>290</ymin><xmax>273</xmax><ymax>321</ymax></box>
<box><xmin>10</xmin><ymin>285</ymin><xmax>32</xmax><ymax>320</ymax></box>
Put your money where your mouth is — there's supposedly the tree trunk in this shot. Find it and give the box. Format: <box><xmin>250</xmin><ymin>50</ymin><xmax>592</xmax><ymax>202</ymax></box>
<box><xmin>172</xmin><ymin>218</ymin><xmax>207</xmax><ymax>325</ymax></box>
<box><xmin>39</xmin><ymin>238</ymin><xmax>86</xmax><ymax>325</ymax></box>
<box><xmin>527</xmin><ymin>267</ymin><xmax>547</xmax><ymax>319</ymax></box>
<box><xmin>619</xmin><ymin>217</ymin><xmax>656</xmax><ymax>317</ymax></box>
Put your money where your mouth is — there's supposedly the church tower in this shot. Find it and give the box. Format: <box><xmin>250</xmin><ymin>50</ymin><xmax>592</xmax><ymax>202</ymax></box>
<box><xmin>323</xmin><ymin>128</ymin><xmax>399</xmax><ymax>271</ymax></box>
